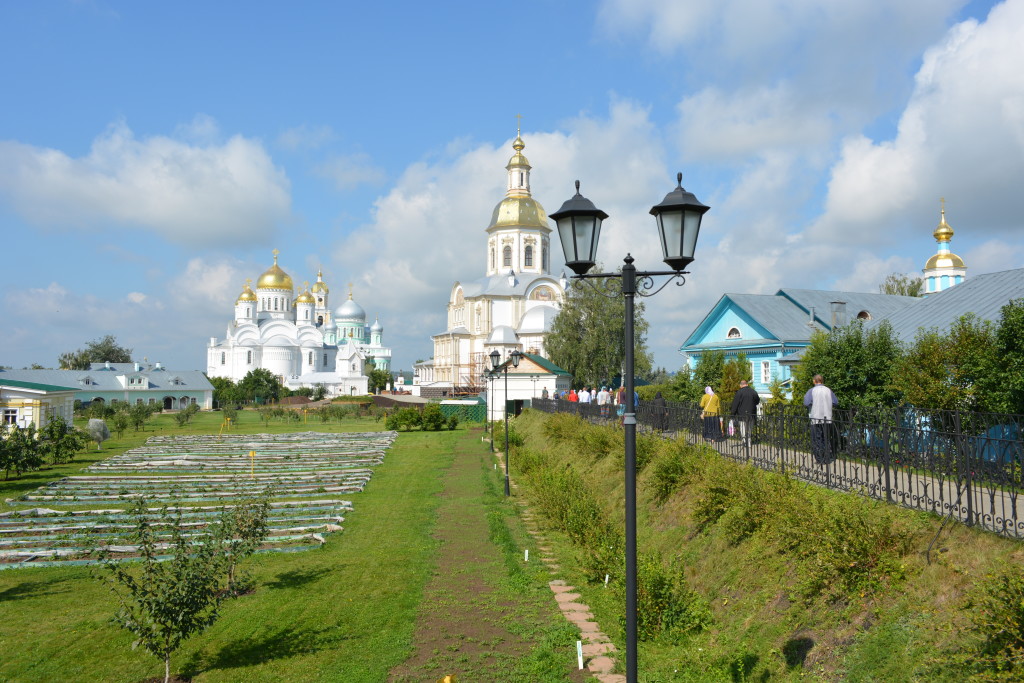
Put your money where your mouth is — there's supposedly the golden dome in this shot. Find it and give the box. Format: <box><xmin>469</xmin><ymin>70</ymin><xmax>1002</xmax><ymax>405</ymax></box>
<box><xmin>310</xmin><ymin>269</ymin><xmax>329</xmax><ymax>294</ymax></box>
<box><xmin>295</xmin><ymin>289</ymin><xmax>315</xmax><ymax>304</ymax></box>
<box><xmin>925</xmin><ymin>252</ymin><xmax>965</xmax><ymax>269</ymax></box>
<box><xmin>236</xmin><ymin>281</ymin><xmax>257</xmax><ymax>303</ymax></box>
<box><xmin>487</xmin><ymin>196</ymin><xmax>550</xmax><ymax>230</ymax></box>
<box><xmin>506</xmin><ymin>151</ymin><xmax>531</xmax><ymax>169</ymax></box>
<box><xmin>256</xmin><ymin>249</ymin><xmax>294</xmax><ymax>291</ymax></box>
<box><xmin>934</xmin><ymin>206</ymin><xmax>954</xmax><ymax>242</ymax></box>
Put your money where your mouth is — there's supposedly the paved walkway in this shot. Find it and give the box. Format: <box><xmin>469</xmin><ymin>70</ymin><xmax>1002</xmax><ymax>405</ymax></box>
<box><xmin>495</xmin><ymin>437</ymin><xmax>626</xmax><ymax>682</ymax></box>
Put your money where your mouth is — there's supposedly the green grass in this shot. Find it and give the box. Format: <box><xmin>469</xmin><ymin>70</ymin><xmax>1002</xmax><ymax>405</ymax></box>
<box><xmin>0</xmin><ymin>412</ymin><xmax>451</xmax><ymax>681</ymax></box>
<box><xmin>509</xmin><ymin>409</ymin><xmax>1024</xmax><ymax>681</ymax></box>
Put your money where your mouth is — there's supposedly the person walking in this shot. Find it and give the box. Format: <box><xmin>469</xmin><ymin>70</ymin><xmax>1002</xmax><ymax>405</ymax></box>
<box><xmin>597</xmin><ymin>386</ymin><xmax>610</xmax><ymax>417</ymax></box>
<box><xmin>651</xmin><ymin>391</ymin><xmax>668</xmax><ymax>433</ymax></box>
<box><xmin>803</xmin><ymin>374</ymin><xmax>838</xmax><ymax>464</ymax></box>
<box><xmin>579</xmin><ymin>386</ymin><xmax>591</xmax><ymax>404</ymax></box>
<box><xmin>730</xmin><ymin>379</ymin><xmax>760</xmax><ymax>446</ymax></box>
<box><xmin>541</xmin><ymin>386</ymin><xmax>549</xmax><ymax>400</ymax></box>
<box><xmin>699</xmin><ymin>386</ymin><xmax>723</xmax><ymax>441</ymax></box>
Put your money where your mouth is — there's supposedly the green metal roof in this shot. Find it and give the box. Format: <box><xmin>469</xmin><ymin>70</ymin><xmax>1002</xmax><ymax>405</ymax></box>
<box><xmin>519</xmin><ymin>353</ymin><xmax>571</xmax><ymax>376</ymax></box>
<box><xmin>0</xmin><ymin>379</ymin><xmax>80</xmax><ymax>393</ymax></box>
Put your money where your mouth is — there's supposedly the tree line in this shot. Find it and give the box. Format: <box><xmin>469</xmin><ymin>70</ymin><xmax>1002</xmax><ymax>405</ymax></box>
<box><xmin>641</xmin><ymin>299</ymin><xmax>1024</xmax><ymax>415</ymax></box>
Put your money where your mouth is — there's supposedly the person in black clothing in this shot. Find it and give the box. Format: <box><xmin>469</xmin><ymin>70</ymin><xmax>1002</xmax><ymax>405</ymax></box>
<box><xmin>650</xmin><ymin>391</ymin><xmax>668</xmax><ymax>432</ymax></box>
<box><xmin>730</xmin><ymin>379</ymin><xmax>760</xmax><ymax>445</ymax></box>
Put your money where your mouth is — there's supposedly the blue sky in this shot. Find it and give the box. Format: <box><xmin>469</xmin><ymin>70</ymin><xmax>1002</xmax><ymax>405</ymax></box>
<box><xmin>1</xmin><ymin>0</ymin><xmax>1021</xmax><ymax>375</ymax></box>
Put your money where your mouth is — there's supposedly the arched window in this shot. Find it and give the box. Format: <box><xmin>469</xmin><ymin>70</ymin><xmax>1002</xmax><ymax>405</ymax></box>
<box><xmin>503</xmin><ymin>246</ymin><xmax>512</xmax><ymax>267</ymax></box>
<box><xmin>542</xmin><ymin>244</ymin><xmax>548</xmax><ymax>271</ymax></box>
<box><xmin>857</xmin><ymin>311</ymin><xmax>872</xmax><ymax>320</ymax></box>
<box><xmin>727</xmin><ymin>327</ymin><xmax>742</xmax><ymax>339</ymax></box>
<box><xmin>220</xmin><ymin>352</ymin><xmax>226</xmax><ymax>365</ymax></box>
<box><xmin>524</xmin><ymin>246</ymin><xmax>533</xmax><ymax>267</ymax></box>
<box><xmin>246</xmin><ymin>350</ymin><xmax>252</xmax><ymax>364</ymax></box>
<box><xmin>273</xmin><ymin>298</ymin><xmax>278</xmax><ymax>311</ymax></box>
<box><xmin>305</xmin><ymin>309</ymin><xmax>309</xmax><ymax>320</ymax></box>
<box><xmin>308</xmin><ymin>352</ymin><xmax>314</xmax><ymax>365</ymax></box>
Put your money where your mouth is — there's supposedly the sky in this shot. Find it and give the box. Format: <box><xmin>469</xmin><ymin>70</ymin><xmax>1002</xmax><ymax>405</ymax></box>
<box><xmin>1</xmin><ymin>0</ymin><xmax>1022</xmax><ymax>376</ymax></box>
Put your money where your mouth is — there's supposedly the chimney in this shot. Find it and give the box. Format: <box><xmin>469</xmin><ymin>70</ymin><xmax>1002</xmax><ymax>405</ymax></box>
<box><xmin>155</xmin><ymin>362</ymin><xmax>162</xmax><ymax>370</ymax></box>
<box><xmin>807</xmin><ymin>306</ymin><xmax>816</xmax><ymax>328</ymax></box>
<box><xmin>830</xmin><ymin>301</ymin><xmax>847</xmax><ymax>328</ymax></box>
<box><xmin>134</xmin><ymin>362</ymin><xmax>140</xmax><ymax>372</ymax></box>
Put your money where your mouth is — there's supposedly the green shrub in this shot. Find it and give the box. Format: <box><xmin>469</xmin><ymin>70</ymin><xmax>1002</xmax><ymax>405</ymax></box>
<box><xmin>964</xmin><ymin>563</ymin><xmax>1024</xmax><ymax>676</ymax></box>
<box><xmin>649</xmin><ymin>441</ymin><xmax>706</xmax><ymax>504</ymax></box>
<box><xmin>629</xmin><ymin>553</ymin><xmax>714</xmax><ymax>641</ymax></box>
<box><xmin>420</xmin><ymin>403</ymin><xmax>446</xmax><ymax>431</ymax></box>
<box><xmin>446</xmin><ymin>415</ymin><xmax>459</xmax><ymax>430</ymax></box>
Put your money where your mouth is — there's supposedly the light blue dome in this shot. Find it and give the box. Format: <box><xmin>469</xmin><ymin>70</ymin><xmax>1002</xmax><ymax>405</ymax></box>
<box><xmin>370</xmin><ymin>316</ymin><xmax>383</xmax><ymax>332</ymax></box>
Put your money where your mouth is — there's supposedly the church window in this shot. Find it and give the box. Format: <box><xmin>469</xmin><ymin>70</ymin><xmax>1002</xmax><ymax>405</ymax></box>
<box><xmin>317</xmin><ymin>315</ymin><xmax>323</xmax><ymax>326</ymax></box>
<box><xmin>503</xmin><ymin>246</ymin><xmax>512</xmax><ymax>267</ymax></box>
<box><xmin>148</xmin><ymin>398</ymin><xmax>155</xmax><ymax>404</ymax></box>
<box><xmin>323</xmin><ymin>353</ymin><xmax>328</xmax><ymax>365</ymax></box>
<box><xmin>190</xmin><ymin>397</ymin><xmax>196</xmax><ymax>405</ymax></box>
<box><xmin>525</xmin><ymin>246</ymin><xmax>533</xmax><ymax>267</ymax></box>
<box><xmin>247</xmin><ymin>350</ymin><xmax>252</xmax><ymax>364</ymax></box>
<box><xmin>309</xmin><ymin>352</ymin><xmax>314</xmax><ymax>365</ymax></box>
<box><xmin>542</xmin><ymin>244</ymin><xmax>548</xmax><ymax>271</ymax></box>
<box><xmin>351</xmin><ymin>363</ymin><xmax>356</xmax><ymax>372</ymax></box>
<box><xmin>519</xmin><ymin>172</ymin><xmax>524</xmax><ymax>186</ymax></box>
<box><xmin>220</xmin><ymin>352</ymin><xmax>226</xmax><ymax>365</ymax></box>
<box><xmin>273</xmin><ymin>298</ymin><xmax>278</xmax><ymax>311</ymax></box>
<box><xmin>136</xmin><ymin>398</ymin><xmax>143</xmax><ymax>405</ymax></box>
<box><xmin>305</xmin><ymin>309</ymin><xmax>309</xmax><ymax>320</ymax></box>
<box><xmin>727</xmin><ymin>327</ymin><xmax>742</xmax><ymax>339</ymax></box>
<box><xmin>856</xmin><ymin>311</ymin><xmax>872</xmax><ymax>320</ymax></box>
<box><xmin>246</xmin><ymin>307</ymin><xmax>250</xmax><ymax>317</ymax></box>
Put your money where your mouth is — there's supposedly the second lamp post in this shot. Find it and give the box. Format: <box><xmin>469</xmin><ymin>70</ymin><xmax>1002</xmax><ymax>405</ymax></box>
<box><xmin>489</xmin><ymin>348</ymin><xmax>522</xmax><ymax>497</ymax></box>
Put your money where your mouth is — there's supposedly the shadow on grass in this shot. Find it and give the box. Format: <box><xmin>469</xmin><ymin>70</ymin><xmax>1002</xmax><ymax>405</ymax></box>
<box><xmin>0</xmin><ymin>576</ymin><xmax>70</xmax><ymax>601</ymax></box>
<box><xmin>265</xmin><ymin>567</ymin><xmax>331</xmax><ymax>591</ymax></box>
<box><xmin>184</xmin><ymin>624</ymin><xmax>350</xmax><ymax>676</ymax></box>
<box><xmin>783</xmin><ymin>637</ymin><xmax>815</xmax><ymax>668</ymax></box>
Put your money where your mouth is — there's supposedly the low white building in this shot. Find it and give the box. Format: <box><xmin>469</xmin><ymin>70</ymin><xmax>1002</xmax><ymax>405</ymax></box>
<box><xmin>0</xmin><ymin>379</ymin><xmax>78</xmax><ymax>429</ymax></box>
<box><xmin>483</xmin><ymin>353</ymin><xmax>571</xmax><ymax>421</ymax></box>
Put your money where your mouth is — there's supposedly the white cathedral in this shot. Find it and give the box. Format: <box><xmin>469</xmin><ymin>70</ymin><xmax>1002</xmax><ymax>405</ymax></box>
<box><xmin>206</xmin><ymin>252</ymin><xmax>391</xmax><ymax>396</ymax></box>
<box><xmin>416</xmin><ymin>129</ymin><xmax>566</xmax><ymax>392</ymax></box>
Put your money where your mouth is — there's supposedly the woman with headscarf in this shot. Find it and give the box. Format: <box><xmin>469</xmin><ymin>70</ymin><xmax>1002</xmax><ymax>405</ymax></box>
<box><xmin>699</xmin><ymin>386</ymin><xmax>722</xmax><ymax>441</ymax></box>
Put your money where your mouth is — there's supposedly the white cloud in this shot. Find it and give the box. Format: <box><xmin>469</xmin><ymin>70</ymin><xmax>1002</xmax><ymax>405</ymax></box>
<box><xmin>0</xmin><ymin>119</ymin><xmax>292</xmax><ymax>246</ymax></box>
<box><xmin>810</xmin><ymin>0</ymin><xmax>1024</xmax><ymax>248</ymax></box>
<box><xmin>126</xmin><ymin>292</ymin><xmax>148</xmax><ymax>304</ymax></box>
<box><xmin>315</xmin><ymin>153</ymin><xmax>387</xmax><ymax>190</ymax></box>
<box><xmin>276</xmin><ymin>124</ymin><xmax>337</xmax><ymax>151</ymax></box>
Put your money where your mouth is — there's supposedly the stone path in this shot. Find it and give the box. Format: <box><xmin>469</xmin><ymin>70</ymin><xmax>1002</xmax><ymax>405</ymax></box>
<box><xmin>498</xmin><ymin>441</ymin><xmax>626</xmax><ymax>683</ymax></box>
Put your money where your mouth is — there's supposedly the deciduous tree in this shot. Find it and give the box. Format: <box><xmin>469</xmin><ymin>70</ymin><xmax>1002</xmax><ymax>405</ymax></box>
<box><xmin>237</xmin><ymin>368</ymin><xmax>282</xmax><ymax>403</ymax></box>
<box><xmin>59</xmin><ymin>335</ymin><xmax>133</xmax><ymax>370</ymax></box>
<box><xmin>879</xmin><ymin>273</ymin><xmax>924</xmax><ymax>297</ymax></box>
<box><xmin>547</xmin><ymin>275</ymin><xmax>653</xmax><ymax>388</ymax></box>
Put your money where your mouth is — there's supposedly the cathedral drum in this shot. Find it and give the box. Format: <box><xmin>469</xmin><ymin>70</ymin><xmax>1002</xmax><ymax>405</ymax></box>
<box><xmin>262</xmin><ymin>345</ymin><xmax>297</xmax><ymax>379</ymax></box>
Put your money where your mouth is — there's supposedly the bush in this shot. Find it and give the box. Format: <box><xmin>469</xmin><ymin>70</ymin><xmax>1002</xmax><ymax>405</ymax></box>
<box><xmin>630</xmin><ymin>553</ymin><xmax>714</xmax><ymax>641</ymax></box>
<box><xmin>385</xmin><ymin>407</ymin><xmax>422</xmax><ymax>431</ymax></box>
<box><xmin>964</xmin><ymin>563</ymin><xmax>1024</xmax><ymax>676</ymax></box>
<box><xmin>420</xmin><ymin>403</ymin><xmax>446</xmax><ymax>431</ymax></box>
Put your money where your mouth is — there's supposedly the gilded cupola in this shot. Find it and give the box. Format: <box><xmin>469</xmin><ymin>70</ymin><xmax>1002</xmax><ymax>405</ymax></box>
<box><xmin>311</xmin><ymin>269</ymin><xmax>329</xmax><ymax>294</ymax></box>
<box><xmin>295</xmin><ymin>281</ymin><xmax>315</xmax><ymax>305</ymax></box>
<box><xmin>256</xmin><ymin>249</ymin><xmax>295</xmax><ymax>291</ymax></box>
<box><xmin>487</xmin><ymin>121</ymin><xmax>550</xmax><ymax>232</ymax></box>
<box><xmin>235</xmin><ymin>280</ymin><xmax>257</xmax><ymax>303</ymax></box>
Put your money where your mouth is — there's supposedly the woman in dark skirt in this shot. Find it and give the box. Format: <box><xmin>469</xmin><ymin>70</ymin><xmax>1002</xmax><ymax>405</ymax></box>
<box><xmin>699</xmin><ymin>386</ymin><xmax>723</xmax><ymax>441</ymax></box>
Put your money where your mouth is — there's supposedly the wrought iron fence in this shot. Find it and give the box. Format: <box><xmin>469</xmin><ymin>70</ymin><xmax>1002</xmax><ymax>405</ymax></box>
<box><xmin>531</xmin><ymin>398</ymin><xmax>1024</xmax><ymax>539</ymax></box>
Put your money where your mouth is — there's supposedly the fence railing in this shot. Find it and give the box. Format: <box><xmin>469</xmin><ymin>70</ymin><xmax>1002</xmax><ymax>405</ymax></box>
<box><xmin>531</xmin><ymin>399</ymin><xmax>1024</xmax><ymax>540</ymax></box>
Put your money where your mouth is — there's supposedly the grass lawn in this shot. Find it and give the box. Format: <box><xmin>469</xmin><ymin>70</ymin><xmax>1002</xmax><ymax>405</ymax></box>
<box><xmin>0</xmin><ymin>410</ymin><xmax>453</xmax><ymax>681</ymax></box>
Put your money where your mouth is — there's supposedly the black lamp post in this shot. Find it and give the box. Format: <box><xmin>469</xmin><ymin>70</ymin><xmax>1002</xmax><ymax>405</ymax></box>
<box><xmin>490</xmin><ymin>348</ymin><xmax>522</xmax><ymax>497</ymax></box>
<box><xmin>487</xmin><ymin>370</ymin><xmax>497</xmax><ymax>453</ymax></box>
<box><xmin>549</xmin><ymin>173</ymin><xmax>709</xmax><ymax>683</ymax></box>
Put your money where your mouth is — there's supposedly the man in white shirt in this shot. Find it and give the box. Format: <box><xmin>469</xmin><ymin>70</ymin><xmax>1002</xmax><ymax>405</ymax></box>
<box><xmin>802</xmin><ymin>374</ymin><xmax>838</xmax><ymax>464</ymax></box>
<box><xmin>578</xmin><ymin>387</ymin><xmax>591</xmax><ymax>404</ymax></box>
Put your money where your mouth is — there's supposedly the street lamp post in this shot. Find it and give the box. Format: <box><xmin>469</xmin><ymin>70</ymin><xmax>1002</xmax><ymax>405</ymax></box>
<box><xmin>549</xmin><ymin>173</ymin><xmax>709</xmax><ymax>683</ymax></box>
<box><xmin>489</xmin><ymin>348</ymin><xmax>522</xmax><ymax>497</ymax></box>
<box><xmin>486</xmin><ymin>371</ymin><xmax>496</xmax><ymax>453</ymax></box>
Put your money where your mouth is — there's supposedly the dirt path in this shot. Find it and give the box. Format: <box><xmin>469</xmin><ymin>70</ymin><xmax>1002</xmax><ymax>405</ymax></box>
<box><xmin>389</xmin><ymin>431</ymin><xmax>588</xmax><ymax>682</ymax></box>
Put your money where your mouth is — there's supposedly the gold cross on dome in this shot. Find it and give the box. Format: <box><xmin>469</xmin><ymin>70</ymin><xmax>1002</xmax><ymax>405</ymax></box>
<box><xmin>303</xmin><ymin>280</ymin><xmax>310</xmax><ymax>290</ymax></box>
<box><xmin>940</xmin><ymin>197</ymin><xmax>946</xmax><ymax>212</ymax></box>
<box><xmin>272</xmin><ymin>248</ymin><xmax>280</xmax><ymax>262</ymax></box>
<box><xmin>245</xmin><ymin>278</ymin><xmax>251</xmax><ymax>287</ymax></box>
<box><xmin>348</xmin><ymin>282</ymin><xmax>353</xmax><ymax>299</ymax></box>
<box><xmin>515</xmin><ymin>113</ymin><xmax>522</xmax><ymax>135</ymax></box>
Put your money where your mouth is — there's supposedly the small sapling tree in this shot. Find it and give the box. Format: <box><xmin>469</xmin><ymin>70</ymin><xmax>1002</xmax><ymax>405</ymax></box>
<box><xmin>215</xmin><ymin>494</ymin><xmax>272</xmax><ymax>595</ymax></box>
<box><xmin>0</xmin><ymin>424</ymin><xmax>44</xmax><ymax>479</ymax></box>
<box><xmin>99</xmin><ymin>498</ymin><xmax>225</xmax><ymax>683</ymax></box>
<box><xmin>39</xmin><ymin>415</ymin><xmax>88</xmax><ymax>465</ymax></box>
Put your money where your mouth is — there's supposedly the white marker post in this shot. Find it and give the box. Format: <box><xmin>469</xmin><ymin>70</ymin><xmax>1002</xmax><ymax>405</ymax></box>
<box><xmin>577</xmin><ymin>640</ymin><xmax>584</xmax><ymax>669</ymax></box>
<box><xmin>604</xmin><ymin>573</ymin><xmax>610</xmax><ymax>587</ymax></box>
<box><xmin>524</xmin><ymin>549</ymin><xmax>529</xmax><ymax>562</ymax></box>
